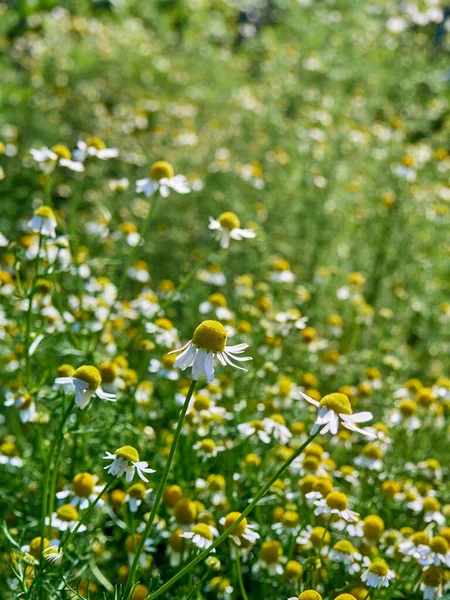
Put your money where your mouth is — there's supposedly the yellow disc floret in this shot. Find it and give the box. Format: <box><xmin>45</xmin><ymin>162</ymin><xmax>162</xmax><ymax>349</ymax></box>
<box><xmin>299</xmin><ymin>591</ymin><xmax>323</xmax><ymax>600</ymax></box>
<box><xmin>368</xmin><ymin>559</ymin><xmax>389</xmax><ymax>576</ymax></box>
<box><xmin>34</xmin><ymin>206</ymin><xmax>56</xmax><ymax>220</ymax></box>
<box><xmin>56</xmin><ymin>504</ymin><xmax>79</xmax><ymax>522</ymax></box>
<box><xmin>260</xmin><ymin>540</ymin><xmax>282</xmax><ymax>563</ymax></box>
<box><xmin>319</xmin><ymin>393</ymin><xmax>352</xmax><ymax>415</ymax></box>
<box><xmin>218</xmin><ymin>212</ymin><xmax>240</xmax><ymax>230</ymax></box>
<box><xmin>73</xmin><ymin>366</ymin><xmax>102</xmax><ymax>391</ymax></box>
<box><xmin>224</xmin><ymin>511</ymin><xmax>247</xmax><ymax>536</ymax></box>
<box><xmin>115</xmin><ymin>446</ymin><xmax>140</xmax><ymax>464</ymax></box>
<box><xmin>73</xmin><ymin>472</ymin><xmax>95</xmax><ymax>497</ymax></box>
<box><xmin>29</xmin><ymin>537</ymin><xmax>50</xmax><ymax>558</ymax></box>
<box><xmin>150</xmin><ymin>161</ymin><xmax>174</xmax><ymax>180</ymax></box>
<box><xmin>192</xmin><ymin>320</ymin><xmax>227</xmax><ymax>353</ymax></box>
<box><xmin>326</xmin><ymin>491</ymin><xmax>349</xmax><ymax>511</ymax></box>
<box><xmin>128</xmin><ymin>483</ymin><xmax>147</xmax><ymax>500</ymax></box>
<box><xmin>192</xmin><ymin>523</ymin><xmax>213</xmax><ymax>540</ymax></box>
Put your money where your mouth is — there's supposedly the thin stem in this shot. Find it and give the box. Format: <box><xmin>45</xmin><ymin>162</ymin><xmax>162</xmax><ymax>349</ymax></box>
<box><xmin>147</xmin><ymin>431</ymin><xmax>319</xmax><ymax>600</ymax></box>
<box><xmin>122</xmin><ymin>379</ymin><xmax>198</xmax><ymax>599</ymax></box>
<box><xmin>46</xmin><ymin>397</ymin><xmax>77</xmax><ymax>537</ymax></box>
<box><xmin>235</xmin><ymin>545</ymin><xmax>249</xmax><ymax>600</ymax></box>
<box><xmin>61</xmin><ymin>478</ymin><xmax>117</xmax><ymax>552</ymax></box>
<box><xmin>39</xmin><ymin>397</ymin><xmax>76</xmax><ymax>564</ymax></box>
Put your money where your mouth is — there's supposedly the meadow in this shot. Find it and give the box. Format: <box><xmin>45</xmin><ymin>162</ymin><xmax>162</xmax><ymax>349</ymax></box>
<box><xmin>1</xmin><ymin>0</ymin><xmax>450</xmax><ymax>599</ymax></box>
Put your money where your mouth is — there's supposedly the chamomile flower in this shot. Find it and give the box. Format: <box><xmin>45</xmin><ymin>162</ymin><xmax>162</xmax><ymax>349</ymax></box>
<box><xmin>0</xmin><ymin>442</ymin><xmax>23</xmax><ymax>467</ymax></box>
<box><xmin>361</xmin><ymin>559</ymin><xmax>395</xmax><ymax>588</ymax></box>
<box><xmin>199</xmin><ymin>293</ymin><xmax>233</xmax><ymax>321</ymax></box>
<box><xmin>56</xmin><ymin>472</ymin><xmax>103</xmax><ymax>510</ymax></box>
<box><xmin>421</xmin><ymin>566</ymin><xmax>443</xmax><ymax>600</ymax></box>
<box><xmin>220</xmin><ymin>511</ymin><xmax>260</xmax><ymax>547</ymax></box>
<box><xmin>208</xmin><ymin>212</ymin><xmax>256</xmax><ymax>249</ymax></box>
<box><xmin>103</xmin><ymin>445</ymin><xmax>155</xmax><ymax>482</ymax></box>
<box><xmin>313</xmin><ymin>491</ymin><xmax>359</xmax><ymax>522</ymax></box>
<box><xmin>28</xmin><ymin>206</ymin><xmax>57</xmax><ymax>238</ymax></box>
<box><xmin>54</xmin><ymin>365</ymin><xmax>116</xmax><ymax>409</ymax></box>
<box><xmin>146</xmin><ymin>318</ymin><xmax>179</xmax><ymax>347</ymax></box>
<box><xmin>181</xmin><ymin>523</ymin><xmax>219</xmax><ymax>550</ymax></box>
<box><xmin>4</xmin><ymin>392</ymin><xmax>36</xmax><ymax>423</ymax></box>
<box><xmin>46</xmin><ymin>504</ymin><xmax>87</xmax><ymax>533</ymax></box>
<box><xmin>417</xmin><ymin>536</ymin><xmax>450</xmax><ymax>567</ymax></box>
<box><xmin>300</xmin><ymin>391</ymin><xmax>375</xmax><ymax>437</ymax></box>
<box><xmin>169</xmin><ymin>320</ymin><xmax>251</xmax><ymax>382</ymax></box>
<box><xmin>73</xmin><ymin>137</ymin><xmax>118</xmax><ymax>161</ymax></box>
<box><xmin>30</xmin><ymin>145</ymin><xmax>84</xmax><ymax>173</ymax></box>
<box><xmin>329</xmin><ymin>539</ymin><xmax>362</xmax><ymax>574</ymax></box>
<box><xmin>124</xmin><ymin>482</ymin><xmax>153</xmax><ymax>513</ymax></box>
<box><xmin>136</xmin><ymin>161</ymin><xmax>191</xmax><ymax>197</ymax></box>
<box><xmin>253</xmin><ymin>540</ymin><xmax>285</xmax><ymax>575</ymax></box>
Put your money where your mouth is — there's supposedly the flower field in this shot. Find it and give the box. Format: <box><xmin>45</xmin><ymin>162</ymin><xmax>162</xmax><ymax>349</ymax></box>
<box><xmin>1</xmin><ymin>1</ymin><xmax>450</xmax><ymax>599</ymax></box>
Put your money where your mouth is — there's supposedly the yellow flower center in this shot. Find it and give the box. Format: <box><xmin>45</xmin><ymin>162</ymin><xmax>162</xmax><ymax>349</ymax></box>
<box><xmin>430</xmin><ymin>536</ymin><xmax>449</xmax><ymax>554</ymax></box>
<box><xmin>399</xmin><ymin>399</ymin><xmax>417</xmax><ymax>416</ymax></box>
<box><xmin>193</xmin><ymin>394</ymin><xmax>211</xmax><ymax>411</ymax></box>
<box><xmin>73</xmin><ymin>472</ymin><xmax>95</xmax><ymax>497</ymax></box>
<box><xmin>224</xmin><ymin>511</ymin><xmax>247</xmax><ymax>536</ymax></box>
<box><xmin>218</xmin><ymin>211</ymin><xmax>240</xmax><ymax>230</ymax></box>
<box><xmin>335</xmin><ymin>595</ymin><xmax>357</xmax><ymax>600</ymax></box>
<box><xmin>299</xmin><ymin>591</ymin><xmax>323</xmax><ymax>600</ymax></box>
<box><xmin>333</xmin><ymin>539</ymin><xmax>356</xmax><ymax>554</ymax></box>
<box><xmin>128</xmin><ymin>482</ymin><xmax>147</xmax><ymax>500</ymax></box>
<box><xmin>155</xmin><ymin>317</ymin><xmax>173</xmax><ymax>331</ymax></box>
<box><xmin>281</xmin><ymin>510</ymin><xmax>299</xmax><ymax>528</ymax></box>
<box><xmin>0</xmin><ymin>442</ymin><xmax>18</xmax><ymax>457</ymax></box>
<box><xmin>18</xmin><ymin>394</ymin><xmax>33</xmax><ymax>410</ymax></box>
<box><xmin>326</xmin><ymin>491</ymin><xmax>349</xmax><ymax>511</ymax></box>
<box><xmin>423</xmin><ymin>497</ymin><xmax>440</xmax><ymax>513</ymax></box>
<box><xmin>56</xmin><ymin>504</ymin><xmax>79</xmax><ymax>522</ymax></box>
<box><xmin>129</xmin><ymin>584</ymin><xmax>149</xmax><ymax>600</ymax></box>
<box><xmin>150</xmin><ymin>161</ymin><xmax>174</xmax><ymax>180</ymax></box>
<box><xmin>363</xmin><ymin>444</ymin><xmax>382</xmax><ymax>459</ymax></box>
<box><xmin>124</xmin><ymin>534</ymin><xmax>142</xmax><ymax>553</ymax></box>
<box><xmin>115</xmin><ymin>445</ymin><xmax>140</xmax><ymax>463</ymax></box>
<box><xmin>86</xmin><ymin>137</ymin><xmax>106</xmax><ymax>150</ymax></box>
<box><xmin>34</xmin><ymin>206</ymin><xmax>56</xmax><ymax>220</ymax></box>
<box><xmin>192</xmin><ymin>523</ymin><xmax>213</xmax><ymax>540</ymax></box>
<box><xmin>278</xmin><ymin>376</ymin><xmax>293</xmax><ymax>397</ymax></box>
<box><xmin>310</xmin><ymin>526</ymin><xmax>330</xmax><ymax>547</ymax></box>
<box><xmin>412</xmin><ymin>531</ymin><xmax>430</xmax><ymax>546</ymax></box>
<box><xmin>363</xmin><ymin>515</ymin><xmax>384</xmax><ymax>539</ymax></box>
<box><xmin>73</xmin><ymin>365</ymin><xmax>102</xmax><ymax>391</ymax></box>
<box><xmin>51</xmin><ymin>144</ymin><xmax>71</xmax><ymax>159</ymax></box>
<box><xmin>192</xmin><ymin>320</ymin><xmax>227</xmax><ymax>353</ymax></box>
<box><xmin>163</xmin><ymin>485</ymin><xmax>183</xmax><ymax>508</ymax></box>
<box><xmin>319</xmin><ymin>393</ymin><xmax>352</xmax><ymax>415</ymax></box>
<box><xmin>421</xmin><ymin>566</ymin><xmax>443</xmax><ymax>587</ymax></box>
<box><xmin>199</xmin><ymin>439</ymin><xmax>216</xmax><ymax>454</ymax></box>
<box><xmin>260</xmin><ymin>540</ymin><xmax>282</xmax><ymax>563</ymax></box>
<box><xmin>175</xmin><ymin>499</ymin><xmax>197</xmax><ymax>525</ymax></box>
<box><xmin>208</xmin><ymin>292</ymin><xmax>227</xmax><ymax>307</ymax></box>
<box><xmin>207</xmin><ymin>474</ymin><xmax>225</xmax><ymax>490</ymax></box>
<box><xmin>368</xmin><ymin>559</ymin><xmax>389</xmax><ymax>576</ymax></box>
<box><xmin>272</xmin><ymin>258</ymin><xmax>290</xmax><ymax>271</ymax></box>
<box><xmin>29</xmin><ymin>537</ymin><xmax>50</xmax><ymax>558</ymax></box>
<box><xmin>285</xmin><ymin>560</ymin><xmax>303</xmax><ymax>579</ymax></box>
<box><xmin>313</xmin><ymin>478</ymin><xmax>333</xmax><ymax>497</ymax></box>
<box><xmin>100</xmin><ymin>361</ymin><xmax>118</xmax><ymax>383</ymax></box>
<box><xmin>121</xmin><ymin>222</ymin><xmax>138</xmax><ymax>234</ymax></box>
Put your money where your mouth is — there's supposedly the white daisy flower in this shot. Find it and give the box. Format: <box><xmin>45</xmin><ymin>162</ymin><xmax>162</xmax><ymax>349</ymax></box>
<box><xmin>180</xmin><ymin>523</ymin><xmax>219</xmax><ymax>550</ymax></box>
<box><xmin>0</xmin><ymin>442</ymin><xmax>23</xmax><ymax>467</ymax></box>
<box><xmin>208</xmin><ymin>212</ymin><xmax>256</xmax><ymax>249</ymax></box>
<box><xmin>46</xmin><ymin>504</ymin><xmax>87</xmax><ymax>533</ymax></box>
<box><xmin>54</xmin><ymin>365</ymin><xmax>116</xmax><ymax>409</ymax></box>
<box><xmin>146</xmin><ymin>317</ymin><xmax>179</xmax><ymax>347</ymax></box>
<box><xmin>73</xmin><ymin>138</ymin><xmax>118</xmax><ymax>161</ymax></box>
<box><xmin>103</xmin><ymin>445</ymin><xmax>155</xmax><ymax>483</ymax></box>
<box><xmin>252</xmin><ymin>540</ymin><xmax>285</xmax><ymax>576</ymax></box>
<box><xmin>416</xmin><ymin>536</ymin><xmax>450</xmax><ymax>568</ymax></box>
<box><xmin>136</xmin><ymin>161</ymin><xmax>190</xmax><ymax>198</ymax></box>
<box><xmin>169</xmin><ymin>320</ymin><xmax>251</xmax><ymax>383</ymax></box>
<box><xmin>329</xmin><ymin>539</ymin><xmax>362</xmax><ymax>574</ymax></box>
<box><xmin>361</xmin><ymin>559</ymin><xmax>395</xmax><ymax>588</ymax></box>
<box><xmin>28</xmin><ymin>206</ymin><xmax>57</xmax><ymax>238</ymax></box>
<box><xmin>124</xmin><ymin>482</ymin><xmax>153</xmax><ymax>513</ymax></box>
<box><xmin>220</xmin><ymin>512</ymin><xmax>259</xmax><ymax>547</ymax></box>
<box><xmin>313</xmin><ymin>491</ymin><xmax>359</xmax><ymax>523</ymax></box>
<box><xmin>238</xmin><ymin>419</ymin><xmax>271</xmax><ymax>444</ymax></box>
<box><xmin>30</xmin><ymin>145</ymin><xmax>84</xmax><ymax>173</ymax></box>
<box><xmin>300</xmin><ymin>391</ymin><xmax>376</xmax><ymax>438</ymax></box>
<box><xmin>56</xmin><ymin>472</ymin><xmax>104</xmax><ymax>510</ymax></box>
<box><xmin>5</xmin><ymin>392</ymin><xmax>36</xmax><ymax>423</ymax></box>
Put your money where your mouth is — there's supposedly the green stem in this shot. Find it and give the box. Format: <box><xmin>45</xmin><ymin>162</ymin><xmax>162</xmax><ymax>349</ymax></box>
<box><xmin>46</xmin><ymin>397</ymin><xmax>77</xmax><ymax>537</ymax></box>
<box><xmin>39</xmin><ymin>397</ymin><xmax>75</xmax><ymax>564</ymax></box>
<box><xmin>122</xmin><ymin>379</ymin><xmax>198</xmax><ymax>598</ymax></box>
<box><xmin>235</xmin><ymin>545</ymin><xmax>249</xmax><ymax>600</ymax></box>
<box><xmin>147</xmin><ymin>431</ymin><xmax>319</xmax><ymax>600</ymax></box>
<box><xmin>61</xmin><ymin>478</ymin><xmax>117</xmax><ymax>552</ymax></box>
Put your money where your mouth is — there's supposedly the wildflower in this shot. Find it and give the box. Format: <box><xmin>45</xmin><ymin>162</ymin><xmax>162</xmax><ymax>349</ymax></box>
<box><xmin>361</xmin><ymin>559</ymin><xmax>395</xmax><ymax>588</ymax></box>
<box><xmin>43</xmin><ymin>545</ymin><xmax>63</xmax><ymax>566</ymax></box>
<box><xmin>421</xmin><ymin>566</ymin><xmax>443</xmax><ymax>600</ymax></box>
<box><xmin>30</xmin><ymin>146</ymin><xmax>84</xmax><ymax>173</ymax></box>
<box><xmin>123</xmin><ymin>482</ymin><xmax>152</xmax><ymax>513</ymax></box>
<box><xmin>46</xmin><ymin>504</ymin><xmax>87</xmax><ymax>533</ymax></box>
<box><xmin>0</xmin><ymin>442</ymin><xmax>23</xmax><ymax>467</ymax></box>
<box><xmin>5</xmin><ymin>392</ymin><xmax>36</xmax><ymax>423</ymax></box>
<box><xmin>417</xmin><ymin>536</ymin><xmax>450</xmax><ymax>567</ymax></box>
<box><xmin>180</xmin><ymin>523</ymin><xmax>219</xmax><ymax>550</ymax></box>
<box><xmin>221</xmin><ymin>511</ymin><xmax>259</xmax><ymax>546</ymax></box>
<box><xmin>169</xmin><ymin>320</ymin><xmax>251</xmax><ymax>382</ymax></box>
<box><xmin>313</xmin><ymin>491</ymin><xmax>359</xmax><ymax>523</ymax></box>
<box><xmin>73</xmin><ymin>137</ymin><xmax>118</xmax><ymax>161</ymax></box>
<box><xmin>136</xmin><ymin>161</ymin><xmax>191</xmax><ymax>197</ymax></box>
<box><xmin>28</xmin><ymin>206</ymin><xmax>57</xmax><ymax>238</ymax></box>
<box><xmin>56</xmin><ymin>472</ymin><xmax>103</xmax><ymax>509</ymax></box>
<box><xmin>301</xmin><ymin>391</ymin><xmax>375</xmax><ymax>437</ymax></box>
<box><xmin>208</xmin><ymin>212</ymin><xmax>256</xmax><ymax>249</ymax></box>
<box><xmin>103</xmin><ymin>445</ymin><xmax>155</xmax><ymax>482</ymax></box>
<box><xmin>207</xmin><ymin>576</ymin><xmax>234</xmax><ymax>599</ymax></box>
<box><xmin>329</xmin><ymin>539</ymin><xmax>362</xmax><ymax>574</ymax></box>
<box><xmin>54</xmin><ymin>365</ymin><xmax>116</xmax><ymax>409</ymax></box>
<box><xmin>253</xmin><ymin>540</ymin><xmax>284</xmax><ymax>575</ymax></box>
